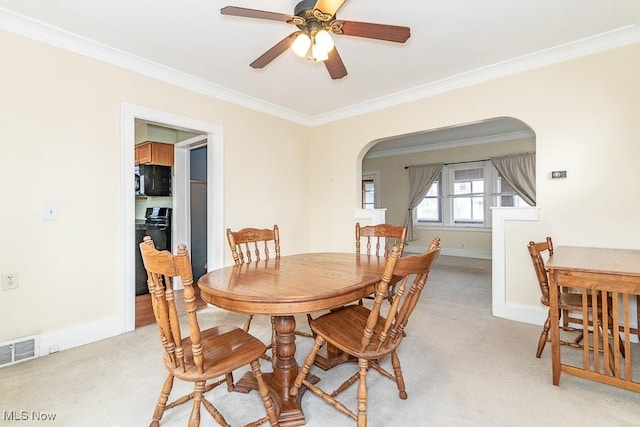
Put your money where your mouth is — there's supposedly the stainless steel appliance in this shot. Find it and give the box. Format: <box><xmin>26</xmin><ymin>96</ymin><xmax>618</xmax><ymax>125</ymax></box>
<box><xmin>135</xmin><ymin>165</ymin><xmax>172</xmax><ymax>197</ymax></box>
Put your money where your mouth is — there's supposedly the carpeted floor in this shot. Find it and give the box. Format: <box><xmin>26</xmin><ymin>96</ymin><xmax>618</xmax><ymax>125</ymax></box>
<box><xmin>1</xmin><ymin>256</ymin><xmax>638</xmax><ymax>426</ymax></box>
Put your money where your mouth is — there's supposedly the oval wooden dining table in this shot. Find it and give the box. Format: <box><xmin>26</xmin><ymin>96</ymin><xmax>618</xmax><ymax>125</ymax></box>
<box><xmin>197</xmin><ymin>252</ymin><xmax>386</xmax><ymax>426</ymax></box>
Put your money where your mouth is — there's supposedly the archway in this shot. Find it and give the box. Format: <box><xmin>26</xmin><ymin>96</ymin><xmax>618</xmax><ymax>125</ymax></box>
<box><xmin>356</xmin><ymin>116</ymin><xmax>537</xmax><ymax>315</ymax></box>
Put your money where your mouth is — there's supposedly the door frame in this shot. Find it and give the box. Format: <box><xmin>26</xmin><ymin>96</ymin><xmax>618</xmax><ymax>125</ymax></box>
<box><xmin>173</xmin><ymin>134</ymin><xmax>208</xmax><ymax>288</ymax></box>
<box><xmin>120</xmin><ymin>103</ymin><xmax>224</xmax><ymax>332</ymax></box>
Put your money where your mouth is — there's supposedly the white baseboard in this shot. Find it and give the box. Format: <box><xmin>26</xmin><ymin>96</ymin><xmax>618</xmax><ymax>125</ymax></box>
<box><xmin>494</xmin><ymin>303</ymin><xmax>547</xmax><ymax>326</ymax></box>
<box><xmin>440</xmin><ymin>247</ymin><xmax>491</xmax><ymax>259</ymax></box>
<box><xmin>405</xmin><ymin>247</ymin><xmax>491</xmax><ymax>259</ymax></box>
<box><xmin>497</xmin><ymin>304</ymin><xmax>639</xmax><ymax>343</ymax></box>
<box><xmin>38</xmin><ymin>317</ymin><xmax>122</xmax><ymax>356</ymax></box>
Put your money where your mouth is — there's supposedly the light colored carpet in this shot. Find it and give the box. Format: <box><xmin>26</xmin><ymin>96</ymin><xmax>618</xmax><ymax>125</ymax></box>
<box><xmin>1</xmin><ymin>256</ymin><xmax>639</xmax><ymax>426</ymax></box>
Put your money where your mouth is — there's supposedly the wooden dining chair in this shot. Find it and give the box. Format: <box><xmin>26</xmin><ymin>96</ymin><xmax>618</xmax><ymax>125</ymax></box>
<box><xmin>139</xmin><ymin>237</ymin><xmax>279</xmax><ymax>427</ymax></box>
<box><xmin>528</xmin><ymin>237</ymin><xmax>590</xmax><ymax>357</ymax></box>
<box><xmin>426</xmin><ymin>236</ymin><xmax>442</xmax><ymax>252</ymax></box>
<box><xmin>227</xmin><ymin>225</ymin><xmax>281</xmax><ymax>265</ymax></box>
<box><xmin>226</xmin><ymin>225</ymin><xmax>313</xmax><ymax>361</ymax></box>
<box><xmin>356</xmin><ymin>222</ymin><xmax>408</xmax><ymax>257</ymax></box>
<box><xmin>527</xmin><ymin>238</ymin><xmax>625</xmax><ymax>359</ymax></box>
<box><xmin>290</xmin><ymin>244</ymin><xmax>441</xmax><ymax>427</ymax></box>
<box><xmin>356</xmin><ymin>222</ymin><xmax>408</xmax><ymax>304</ymax></box>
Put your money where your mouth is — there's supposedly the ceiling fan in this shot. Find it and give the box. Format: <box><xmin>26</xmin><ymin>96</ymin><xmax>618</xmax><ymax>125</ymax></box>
<box><xmin>221</xmin><ymin>0</ymin><xmax>411</xmax><ymax>79</ymax></box>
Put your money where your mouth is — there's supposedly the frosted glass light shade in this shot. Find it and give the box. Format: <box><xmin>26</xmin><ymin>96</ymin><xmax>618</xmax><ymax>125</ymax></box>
<box><xmin>291</xmin><ymin>33</ymin><xmax>311</xmax><ymax>57</ymax></box>
<box><xmin>311</xmin><ymin>43</ymin><xmax>329</xmax><ymax>62</ymax></box>
<box><xmin>314</xmin><ymin>30</ymin><xmax>335</xmax><ymax>54</ymax></box>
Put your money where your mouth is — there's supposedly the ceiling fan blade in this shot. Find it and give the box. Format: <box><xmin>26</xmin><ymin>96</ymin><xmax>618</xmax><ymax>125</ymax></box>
<box><xmin>221</xmin><ymin>6</ymin><xmax>293</xmax><ymax>23</ymax></box>
<box><xmin>250</xmin><ymin>33</ymin><xmax>297</xmax><ymax>69</ymax></box>
<box><xmin>313</xmin><ymin>0</ymin><xmax>347</xmax><ymax>18</ymax></box>
<box><xmin>324</xmin><ymin>47</ymin><xmax>347</xmax><ymax>80</ymax></box>
<box><xmin>336</xmin><ymin>20</ymin><xmax>411</xmax><ymax>43</ymax></box>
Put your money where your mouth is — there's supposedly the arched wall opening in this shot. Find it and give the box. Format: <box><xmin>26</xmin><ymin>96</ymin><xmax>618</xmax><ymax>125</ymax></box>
<box><xmin>355</xmin><ymin>116</ymin><xmax>538</xmax><ymax>318</ymax></box>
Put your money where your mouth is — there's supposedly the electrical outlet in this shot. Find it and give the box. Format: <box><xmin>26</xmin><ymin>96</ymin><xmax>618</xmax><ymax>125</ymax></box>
<box><xmin>2</xmin><ymin>273</ymin><xmax>19</xmax><ymax>290</ymax></box>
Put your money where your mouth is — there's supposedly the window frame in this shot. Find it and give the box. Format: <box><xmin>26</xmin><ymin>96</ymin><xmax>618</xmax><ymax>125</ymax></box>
<box><xmin>415</xmin><ymin>173</ymin><xmax>442</xmax><ymax>223</ymax></box>
<box><xmin>495</xmin><ymin>175</ymin><xmax>528</xmax><ymax>207</ymax></box>
<box><xmin>447</xmin><ymin>162</ymin><xmax>488</xmax><ymax>227</ymax></box>
<box><xmin>415</xmin><ymin>160</ymin><xmax>528</xmax><ymax>229</ymax></box>
<box><xmin>362</xmin><ymin>171</ymin><xmax>380</xmax><ymax>210</ymax></box>
<box><xmin>362</xmin><ymin>178</ymin><xmax>375</xmax><ymax>209</ymax></box>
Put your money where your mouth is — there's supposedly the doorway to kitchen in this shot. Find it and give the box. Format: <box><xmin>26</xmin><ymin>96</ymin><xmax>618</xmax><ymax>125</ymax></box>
<box><xmin>134</xmin><ymin>130</ymin><xmax>210</xmax><ymax>327</ymax></box>
<box><xmin>121</xmin><ymin>104</ymin><xmax>224</xmax><ymax>333</ymax></box>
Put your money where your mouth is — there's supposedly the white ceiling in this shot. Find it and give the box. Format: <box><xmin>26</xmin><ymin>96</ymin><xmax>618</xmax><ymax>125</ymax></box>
<box><xmin>1</xmin><ymin>0</ymin><xmax>639</xmax><ymax>128</ymax></box>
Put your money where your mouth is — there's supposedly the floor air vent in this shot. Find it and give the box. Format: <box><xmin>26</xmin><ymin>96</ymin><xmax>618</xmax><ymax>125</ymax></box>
<box><xmin>0</xmin><ymin>335</ymin><xmax>39</xmax><ymax>367</ymax></box>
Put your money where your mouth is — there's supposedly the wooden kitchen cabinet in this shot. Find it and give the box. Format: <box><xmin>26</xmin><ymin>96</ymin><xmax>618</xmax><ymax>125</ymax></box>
<box><xmin>135</xmin><ymin>142</ymin><xmax>174</xmax><ymax>166</ymax></box>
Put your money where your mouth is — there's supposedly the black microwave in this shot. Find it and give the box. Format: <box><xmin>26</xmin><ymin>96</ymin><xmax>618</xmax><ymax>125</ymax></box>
<box><xmin>135</xmin><ymin>165</ymin><xmax>172</xmax><ymax>197</ymax></box>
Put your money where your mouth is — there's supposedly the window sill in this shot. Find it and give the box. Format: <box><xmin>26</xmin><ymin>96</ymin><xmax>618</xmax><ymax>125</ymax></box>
<box><xmin>416</xmin><ymin>224</ymin><xmax>491</xmax><ymax>233</ymax></box>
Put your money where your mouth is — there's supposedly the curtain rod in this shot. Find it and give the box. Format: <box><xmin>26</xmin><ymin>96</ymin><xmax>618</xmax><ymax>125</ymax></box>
<box><xmin>405</xmin><ymin>158</ymin><xmax>490</xmax><ymax>169</ymax></box>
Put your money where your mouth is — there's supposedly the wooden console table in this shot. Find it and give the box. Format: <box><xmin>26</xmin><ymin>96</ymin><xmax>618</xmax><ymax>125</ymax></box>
<box><xmin>546</xmin><ymin>246</ymin><xmax>640</xmax><ymax>392</ymax></box>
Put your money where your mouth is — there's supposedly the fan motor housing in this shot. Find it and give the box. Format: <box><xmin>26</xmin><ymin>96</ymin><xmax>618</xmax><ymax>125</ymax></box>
<box><xmin>294</xmin><ymin>0</ymin><xmax>334</xmax><ymax>33</ymax></box>
<box><xmin>294</xmin><ymin>0</ymin><xmax>318</xmax><ymax>17</ymax></box>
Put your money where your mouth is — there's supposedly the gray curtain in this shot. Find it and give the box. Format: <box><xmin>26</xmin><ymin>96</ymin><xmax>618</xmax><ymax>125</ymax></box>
<box><xmin>406</xmin><ymin>163</ymin><xmax>444</xmax><ymax>240</ymax></box>
<box><xmin>491</xmin><ymin>153</ymin><xmax>536</xmax><ymax>206</ymax></box>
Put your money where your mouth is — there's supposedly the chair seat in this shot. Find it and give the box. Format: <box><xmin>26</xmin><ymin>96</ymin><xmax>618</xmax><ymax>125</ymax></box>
<box><xmin>542</xmin><ymin>292</ymin><xmax>612</xmax><ymax>312</ymax></box>
<box><xmin>310</xmin><ymin>304</ymin><xmax>399</xmax><ymax>359</ymax></box>
<box><xmin>167</xmin><ymin>324</ymin><xmax>267</xmax><ymax>382</ymax></box>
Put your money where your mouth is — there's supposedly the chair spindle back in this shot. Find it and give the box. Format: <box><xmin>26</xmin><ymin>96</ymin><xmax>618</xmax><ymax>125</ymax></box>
<box><xmin>361</xmin><ymin>243</ymin><xmax>440</xmax><ymax>353</ymax></box>
<box><xmin>226</xmin><ymin>225</ymin><xmax>280</xmax><ymax>264</ymax></box>
<box><xmin>139</xmin><ymin>236</ymin><xmax>204</xmax><ymax>374</ymax></box>
<box><xmin>527</xmin><ymin>237</ymin><xmax>553</xmax><ymax>304</ymax></box>
<box><xmin>356</xmin><ymin>223</ymin><xmax>408</xmax><ymax>257</ymax></box>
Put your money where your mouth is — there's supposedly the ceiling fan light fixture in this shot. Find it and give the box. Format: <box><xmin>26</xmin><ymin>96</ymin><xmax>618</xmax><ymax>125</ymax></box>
<box><xmin>291</xmin><ymin>32</ymin><xmax>311</xmax><ymax>57</ymax></box>
<box><xmin>314</xmin><ymin>29</ymin><xmax>335</xmax><ymax>53</ymax></box>
<box><xmin>221</xmin><ymin>1</ymin><xmax>411</xmax><ymax>78</ymax></box>
<box><xmin>311</xmin><ymin>42</ymin><xmax>329</xmax><ymax>62</ymax></box>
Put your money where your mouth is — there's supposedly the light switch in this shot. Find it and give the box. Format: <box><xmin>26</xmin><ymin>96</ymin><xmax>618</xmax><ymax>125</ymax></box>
<box><xmin>43</xmin><ymin>203</ymin><xmax>59</xmax><ymax>221</ymax></box>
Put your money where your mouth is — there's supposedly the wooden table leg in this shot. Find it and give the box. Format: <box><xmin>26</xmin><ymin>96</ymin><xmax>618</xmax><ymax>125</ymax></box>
<box><xmin>549</xmin><ymin>269</ymin><xmax>561</xmax><ymax>385</ymax></box>
<box><xmin>636</xmin><ymin>294</ymin><xmax>640</xmax><ymax>341</ymax></box>
<box><xmin>314</xmin><ymin>342</ymin><xmax>354</xmax><ymax>371</ymax></box>
<box><xmin>235</xmin><ymin>315</ymin><xmax>318</xmax><ymax>427</ymax></box>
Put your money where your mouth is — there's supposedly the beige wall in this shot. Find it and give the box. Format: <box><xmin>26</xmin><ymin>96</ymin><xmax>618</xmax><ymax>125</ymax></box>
<box><xmin>2</xmin><ymin>27</ymin><xmax>639</xmax><ymax>347</ymax></box>
<box><xmin>363</xmin><ymin>137</ymin><xmax>536</xmax><ymax>256</ymax></box>
<box><xmin>0</xmin><ymin>30</ymin><xmax>309</xmax><ymax>343</ymax></box>
<box><xmin>309</xmin><ymin>43</ymin><xmax>640</xmax><ymax>307</ymax></box>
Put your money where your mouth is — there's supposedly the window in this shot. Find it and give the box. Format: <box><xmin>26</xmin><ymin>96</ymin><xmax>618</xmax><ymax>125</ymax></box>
<box><xmin>496</xmin><ymin>176</ymin><xmax>528</xmax><ymax>207</ymax></box>
<box><xmin>452</xmin><ymin>167</ymin><xmax>484</xmax><ymax>224</ymax></box>
<box><xmin>415</xmin><ymin>175</ymin><xmax>441</xmax><ymax>222</ymax></box>
<box><xmin>362</xmin><ymin>179</ymin><xmax>375</xmax><ymax>209</ymax></box>
<box><xmin>415</xmin><ymin>161</ymin><xmax>530</xmax><ymax>228</ymax></box>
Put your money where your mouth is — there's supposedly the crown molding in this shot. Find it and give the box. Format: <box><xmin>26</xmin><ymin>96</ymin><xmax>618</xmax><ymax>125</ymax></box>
<box><xmin>0</xmin><ymin>7</ymin><xmax>311</xmax><ymax>125</ymax></box>
<box><xmin>309</xmin><ymin>25</ymin><xmax>640</xmax><ymax>126</ymax></box>
<box><xmin>2</xmin><ymin>7</ymin><xmax>639</xmax><ymax>127</ymax></box>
